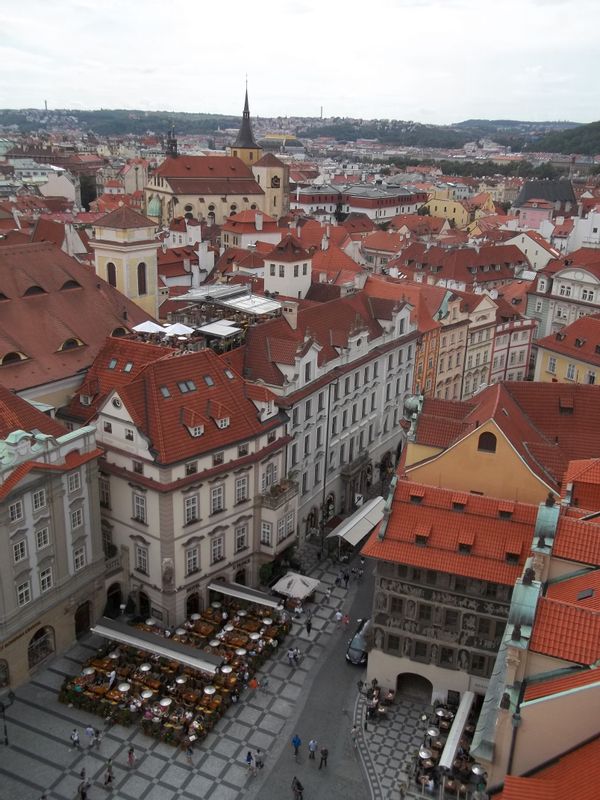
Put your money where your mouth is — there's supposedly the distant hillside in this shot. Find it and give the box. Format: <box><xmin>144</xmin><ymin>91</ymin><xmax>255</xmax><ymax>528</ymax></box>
<box><xmin>523</xmin><ymin>120</ymin><xmax>600</xmax><ymax>155</ymax></box>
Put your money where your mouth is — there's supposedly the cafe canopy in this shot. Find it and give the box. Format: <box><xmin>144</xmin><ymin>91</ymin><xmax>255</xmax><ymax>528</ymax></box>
<box><xmin>439</xmin><ymin>691</ymin><xmax>476</xmax><ymax>771</ymax></box>
<box><xmin>207</xmin><ymin>580</ymin><xmax>282</xmax><ymax>610</ymax></box>
<box><xmin>326</xmin><ymin>496</ymin><xmax>386</xmax><ymax>547</ymax></box>
<box><xmin>91</xmin><ymin>617</ymin><xmax>223</xmax><ymax>675</ymax></box>
<box><xmin>271</xmin><ymin>572</ymin><xmax>320</xmax><ymax>600</ymax></box>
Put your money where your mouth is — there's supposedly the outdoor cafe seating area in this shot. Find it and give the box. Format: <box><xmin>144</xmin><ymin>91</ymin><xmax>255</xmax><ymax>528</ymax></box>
<box><xmin>413</xmin><ymin>700</ymin><xmax>486</xmax><ymax>797</ymax></box>
<box><xmin>59</xmin><ymin>595</ymin><xmax>290</xmax><ymax>751</ymax></box>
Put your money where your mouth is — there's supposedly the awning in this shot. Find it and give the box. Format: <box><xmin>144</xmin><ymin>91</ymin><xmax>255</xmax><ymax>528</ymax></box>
<box><xmin>439</xmin><ymin>691</ymin><xmax>475</xmax><ymax>771</ymax></box>
<box><xmin>91</xmin><ymin>617</ymin><xmax>223</xmax><ymax>675</ymax></box>
<box><xmin>326</xmin><ymin>496</ymin><xmax>386</xmax><ymax>547</ymax></box>
<box><xmin>132</xmin><ymin>320</ymin><xmax>165</xmax><ymax>334</ymax></box>
<box><xmin>270</xmin><ymin>572</ymin><xmax>320</xmax><ymax>600</ymax></box>
<box><xmin>207</xmin><ymin>580</ymin><xmax>282</xmax><ymax>610</ymax></box>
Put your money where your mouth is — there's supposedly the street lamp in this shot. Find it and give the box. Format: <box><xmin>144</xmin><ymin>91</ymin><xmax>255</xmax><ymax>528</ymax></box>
<box><xmin>0</xmin><ymin>690</ymin><xmax>16</xmax><ymax>746</ymax></box>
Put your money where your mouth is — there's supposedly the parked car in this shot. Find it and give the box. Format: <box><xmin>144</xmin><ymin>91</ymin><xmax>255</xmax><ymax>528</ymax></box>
<box><xmin>345</xmin><ymin>617</ymin><xmax>371</xmax><ymax>665</ymax></box>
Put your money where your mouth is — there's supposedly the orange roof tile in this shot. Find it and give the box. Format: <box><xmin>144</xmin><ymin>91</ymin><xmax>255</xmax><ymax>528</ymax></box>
<box><xmin>536</xmin><ymin>314</ymin><xmax>600</xmax><ymax>368</ymax></box>
<box><xmin>94</xmin><ymin>205</ymin><xmax>156</xmax><ymax>229</ymax></box>
<box><xmin>523</xmin><ymin>667</ymin><xmax>600</xmax><ymax>702</ymax></box>
<box><xmin>547</xmin><ymin>569</ymin><xmax>600</xmax><ymax>610</ymax></box>
<box><xmin>362</xmin><ymin>480</ymin><xmax>536</xmax><ymax>585</ymax></box>
<box><xmin>529</xmin><ymin>597</ymin><xmax>600</xmax><ymax>664</ymax></box>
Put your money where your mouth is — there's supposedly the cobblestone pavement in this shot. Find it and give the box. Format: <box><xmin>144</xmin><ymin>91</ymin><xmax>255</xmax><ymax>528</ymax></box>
<box><xmin>0</xmin><ymin>550</ymin><xmax>431</xmax><ymax>800</ymax></box>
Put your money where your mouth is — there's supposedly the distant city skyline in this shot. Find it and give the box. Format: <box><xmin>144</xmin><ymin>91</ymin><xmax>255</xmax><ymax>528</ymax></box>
<box><xmin>1</xmin><ymin>0</ymin><xmax>599</xmax><ymax>126</ymax></box>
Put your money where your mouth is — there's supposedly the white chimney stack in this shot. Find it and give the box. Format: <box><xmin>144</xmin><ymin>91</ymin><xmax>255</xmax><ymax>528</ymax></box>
<box><xmin>282</xmin><ymin>300</ymin><xmax>299</xmax><ymax>330</ymax></box>
<box><xmin>255</xmin><ymin>211</ymin><xmax>263</xmax><ymax>232</ymax></box>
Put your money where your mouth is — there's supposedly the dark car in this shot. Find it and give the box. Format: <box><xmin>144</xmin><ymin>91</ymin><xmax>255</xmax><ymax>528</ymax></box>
<box><xmin>345</xmin><ymin>618</ymin><xmax>371</xmax><ymax>665</ymax></box>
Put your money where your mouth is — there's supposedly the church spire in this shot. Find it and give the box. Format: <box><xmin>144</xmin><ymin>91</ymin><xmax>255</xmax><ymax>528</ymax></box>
<box><xmin>233</xmin><ymin>84</ymin><xmax>258</xmax><ymax>149</ymax></box>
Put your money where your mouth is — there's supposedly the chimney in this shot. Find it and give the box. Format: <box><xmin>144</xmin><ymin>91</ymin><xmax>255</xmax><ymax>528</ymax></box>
<box><xmin>183</xmin><ymin>258</ymin><xmax>191</xmax><ymax>273</ymax></box>
<box><xmin>319</xmin><ymin>272</ymin><xmax>327</xmax><ymax>283</ymax></box>
<box><xmin>321</xmin><ymin>231</ymin><xmax>329</xmax><ymax>251</ymax></box>
<box><xmin>255</xmin><ymin>211</ymin><xmax>263</xmax><ymax>232</ymax></box>
<box><xmin>282</xmin><ymin>300</ymin><xmax>299</xmax><ymax>330</ymax></box>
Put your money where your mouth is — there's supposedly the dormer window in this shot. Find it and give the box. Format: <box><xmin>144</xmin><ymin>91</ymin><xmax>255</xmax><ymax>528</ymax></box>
<box><xmin>160</xmin><ymin>386</ymin><xmax>171</xmax><ymax>398</ymax></box>
<box><xmin>452</xmin><ymin>502</ymin><xmax>465</xmax><ymax>512</ymax></box>
<box><xmin>216</xmin><ymin>418</ymin><xmax>230</xmax><ymax>429</ymax></box>
<box><xmin>458</xmin><ymin>543</ymin><xmax>472</xmax><ymax>554</ymax></box>
<box><xmin>190</xmin><ymin>425</ymin><xmax>204</xmax><ymax>437</ymax></box>
<box><xmin>59</xmin><ymin>337</ymin><xmax>83</xmax><ymax>351</ymax></box>
<box><xmin>505</xmin><ymin>552</ymin><xmax>520</xmax><ymax>565</ymax></box>
<box><xmin>415</xmin><ymin>535</ymin><xmax>428</xmax><ymax>547</ymax></box>
<box><xmin>80</xmin><ymin>394</ymin><xmax>92</xmax><ymax>406</ymax></box>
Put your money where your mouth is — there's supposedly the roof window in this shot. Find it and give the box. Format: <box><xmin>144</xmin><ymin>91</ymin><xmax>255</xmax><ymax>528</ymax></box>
<box><xmin>108</xmin><ymin>358</ymin><xmax>117</xmax><ymax>370</ymax></box>
<box><xmin>160</xmin><ymin>386</ymin><xmax>171</xmax><ymax>398</ymax></box>
<box><xmin>204</xmin><ymin>375</ymin><xmax>215</xmax><ymax>386</ymax></box>
<box><xmin>23</xmin><ymin>285</ymin><xmax>46</xmax><ymax>296</ymax></box>
<box><xmin>177</xmin><ymin>380</ymin><xmax>197</xmax><ymax>393</ymax></box>
<box><xmin>216</xmin><ymin>417</ymin><xmax>230</xmax><ymax>429</ymax></box>
<box><xmin>59</xmin><ymin>338</ymin><xmax>83</xmax><ymax>351</ymax></box>
<box><xmin>224</xmin><ymin>369</ymin><xmax>235</xmax><ymax>380</ymax></box>
<box><xmin>123</xmin><ymin>362</ymin><xmax>133</xmax><ymax>373</ymax></box>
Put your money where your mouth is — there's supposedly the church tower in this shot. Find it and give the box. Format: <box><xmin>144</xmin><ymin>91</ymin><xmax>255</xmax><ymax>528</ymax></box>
<box><xmin>227</xmin><ymin>86</ymin><xmax>262</xmax><ymax>167</ymax></box>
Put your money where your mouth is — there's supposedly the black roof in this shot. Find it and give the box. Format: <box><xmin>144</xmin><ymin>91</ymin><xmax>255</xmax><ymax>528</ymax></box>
<box><xmin>233</xmin><ymin>88</ymin><xmax>259</xmax><ymax>150</ymax></box>
<box><xmin>514</xmin><ymin>179</ymin><xmax>576</xmax><ymax>208</ymax></box>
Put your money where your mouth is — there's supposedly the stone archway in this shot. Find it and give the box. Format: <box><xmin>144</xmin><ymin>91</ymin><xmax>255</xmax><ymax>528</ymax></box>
<box><xmin>139</xmin><ymin>591</ymin><xmax>151</xmax><ymax>619</ymax></box>
<box><xmin>28</xmin><ymin>626</ymin><xmax>55</xmax><ymax>670</ymax></box>
<box><xmin>186</xmin><ymin>592</ymin><xmax>200</xmax><ymax>617</ymax></box>
<box><xmin>104</xmin><ymin>582</ymin><xmax>122</xmax><ymax>619</ymax></box>
<box><xmin>75</xmin><ymin>601</ymin><xmax>91</xmax><ymax>639</ymax></box>
<box><xmin>235</xmin><ymin>568</ymin><xmax>247</xmax><ymax>586</ymax></box>
<box><xmin>395</xmin><ymin>672</ymin><xmax>433</xmax><ymax>704</ymax></box>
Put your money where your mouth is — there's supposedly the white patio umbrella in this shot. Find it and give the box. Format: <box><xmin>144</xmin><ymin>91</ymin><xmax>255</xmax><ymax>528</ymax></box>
<box><xmin>163</xmin><ymin>322</ymin><xmax>194</xmax><ymax>336</ymax></box>
<box><xmin>271</xmin><ymin>572</ymin><xmax>320</xmax><ymax>600</ymax></box>
<box><xmin>132</xmin><ymin>320</ymin><xmax>165</xmax><ymax>334</ymax></box>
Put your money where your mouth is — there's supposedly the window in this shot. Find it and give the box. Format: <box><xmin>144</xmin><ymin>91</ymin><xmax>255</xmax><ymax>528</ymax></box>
<box><xmin>216</xmin><ymin>417</ymin><xmax>230</xmax><ymax>429</ymax></box>
<box><xmin>210</xmin><ymin>485</ymin><xmax>224</xmax><ymax>514</ymax></box>
<box><xmin>107</xmin><ymin>262</ymin><xmax>117</xmax><ymax>287</ymax></box>
<box><xmin>477</xmin><ymin>432</ymin><xmax>497</xmax><ymax>453</ymax></box>
<box><xmin>160</xmin><ymin>385</ymin><xmax>171</xmax><ymax>398</ymax></box>
<box><xmin>186</xmin><ymin>546</ymin><xmax>199</xmax><ymax>575</ymax></box>
<box><xmin>213</xmin><ymin>451</ymin><xmax>224</xmax><ymax>466</ymax></box>
<box><xmin>132</xmin><ymin>493</ymin><xmax>146</xmax><ymax>523</ymax></box>
<box><xmin>71</xmin><ymin>508</ymin><xmax>83</xmax><ymax>529</ymax></box>
<box><xmin>33</xmin><ymin>488</ymin><xmax>46</xmax><ymax>511</ymax></box>
<box><xmin>292</xmin><ymin>408</ymin><xmax>299</xmax><ymax>427</ymax></box>
<box><xmin>125</xmin><ymin>427</ymin><xmax>134</xmax><ymax>441</ymax></box>
<box><xmin>40</xmin><ymin>567</ymin><xmax>53</xmax><ymax>593</ymax></box>
<box><xmin>137</xmin><ymin>262</ymin><xmax>147</xmax><ymax>296</ymax></box>
<box><xmin>262</xmin><ymin>462</ymin><xmax>278</xmax><ymax>490</ymax></box>
<box><xmin>17</xmin><ymin>580</ymin><xmax>31</xmax><ymax>607</ymax></box>
<box><xmin>305</xmin><ymin>399</ymin><xmax>312</xmax><ymax>419</ymax></box>
<box><xmin>13</xmin><ymin>539</ymin><xmax>27</xmax><ymax>563</ymax></box>
<box><xmin>184</xmin><ymin>495</ymin><xmax>199</xmax><ymax>524</ymax></box>
<box><xmin>279</xmin><ymin>265</ymin><xmax>284</xmax><ymax>278</ymax></box>
<box><xmin>291</xmin><ymin>443</ymin><xmax>298</xmax><ymax>466</ymax></box>
<box><xmin>294</xmin><ymin>264</ymin><xmax>299</xmax><ymax>277</ymax></box>
<box><xmin>74</xmin><ymin>546</ymin><xmax>86</xmax><ymax>571</ymax></box>
<box><xmin>103</xmin><ymin>421</ymin><xmax>112</xmax><ymax>433</ymax></box>
<box><xmin>566</xmin><ymin>363</ymin><xmax>576</xmax><ymax>381</ymax></box>
<box><xmin>211</xmin><ymin>536</ymin><xmax>224</xmax><ymax>563</ymax></box>
<box><xmin>235</xmin><ymin>475</ymin><xmax>249</xmax><ymax>503</ymax></box>
<box><xmin>547</xmin><ymin>356</ymin><xmax>557</xmax><ymax>374</ymax></box>
<box><xmin>133</xmin><ymin>459</ymin><xmax>143</xmax><ymax>475</ymax></box>
<box><xmin>185</xmin><ymin>461</ymin><xmax>198</xmax><ymax>476</ymax></box>
<box><xmin>261</xmin><ymin>521</ymin><xmax>273</xmax><ymax>546</ymax></box>
<box><xmin>277</xmin><ymin>517</ymin><xmax>286</xmax><ymax>543</ymax></box>
<box><xmin>238</xmin><ymin>443</ymin><xmax>249</xmax><ymax>457</ymax></box>
<box><xmin>191</xmin><ymin>425</ymin><xmax>204</xmax><ymax>437</ymax></box>
<box><xmin>286</xmin><ymin>511</ymin><xmax>295</xmax><ymax>535</ymax></box>
<box><xmin>68</xmin><ymin>472</ymin><xmax>81</xmax><ymax>493</ymax></box>
<box><xmin>135</xmin><ymin>543</ymin><xmax>148</xmax><ymax>574</ymax></box>
<box><xmin>314</xmin><ymin>461</ymin><xmax>321</xmax><ymax>484</ymax></box>
<box><xmin>270</xmin><ymin>264</ymin><xmax>275</xmax><ymax>277</ymax></box>
<box><xmin>235</xmin><ymin>524</ymin><xmax>248</xmax><ymax>552</ymax></box>
<box><xmin>302</xmin><ymin>263</ymin><xmax>308</xmax><ymax>276</ymax></box>
<box><xmin>304</xmin><ymin>434</ymin><xmax>311</xmax><ymax>456</ymax></box>
<box><xmin>36</xmin><ymin>527</ymin><xmax>50</xmax><ymax>550</ymax></box>
<box><xmin>318</xmin><ymin>392</ymin><xmax>325</xmax><ymax>412</ymax></box>
<box><xmin>9</xmin><ymin>499</ymin><xmax>23</xmax><ymax>523</ymax></box>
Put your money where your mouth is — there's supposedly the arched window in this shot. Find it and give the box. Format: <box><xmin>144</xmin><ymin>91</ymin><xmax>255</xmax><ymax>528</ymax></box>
<box><xmin>111</xmin><ymin>327</ymin><xmax>127</xmax><ymax>337</ymax></box>
<box><xmin>207</xmin><ymin>211</ymin><xmax>215</xmax><ymax>227</ymax></box>
<box><xmin>60</xmin><ymin>280</ymin><xmax>81</xmax><ymax>290</ymax></box>
<box><xmin>137</xmin><ymin>263</ymin><xmax>147</xmax><ymax>296</ymax></box>
<box><xmin>23</xmin><ymin>285</ymin><xmax>46</xmax><ymax>296</ymax></box>
<box><xmin>28</xmin><ymin>626</ymin><xmax>55</xmax><ymax>669</ymax></box>
<box><xmin>59</xmin><ymin>338</ymin><xmax>83</xmax><ymax>351</ymax></box>
<box><xmin>1</xmin><ymin>351</ymin><xmax>27</xmax><ymax>365</ymax></box>
<box><xmin>478</xmin><ymin>432</ymin><xmax>497</xmax><ymax>453</ymax></box>
<box><xmin>107</xmin><ymin>262</ymin><xmax>117</xmax><ymax>287</ymax></box>
<box><xmin>0</xmin><ymin>659</ymin><xmax>8</xmax><ymax>688</ymax></box>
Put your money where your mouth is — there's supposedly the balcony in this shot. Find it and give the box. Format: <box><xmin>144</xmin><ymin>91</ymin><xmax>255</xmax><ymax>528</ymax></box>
<box><xmin>258</xmin><ymin>480</ymin><xmax>299</xmax><ymax>510</ymax></box>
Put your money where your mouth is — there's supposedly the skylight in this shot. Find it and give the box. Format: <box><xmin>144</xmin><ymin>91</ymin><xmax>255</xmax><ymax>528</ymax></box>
<box><xmin>204</xmin><ymin>375</ymin><xmax>215</xmax><ymax>386</ymax></box>
<box><xmin>160</xmin><ymin>386</ymin><xmax>171</xmax><ymax>398</ymax></box>
<box><xmin>108</xmin><ymin>358</ymin><xmax>117</xmax><ymax>370</ymax></box>
<box><xmin>123</xmin><ymin>362</ymin><xmax>133</xmax><ymax>373</ymax></box>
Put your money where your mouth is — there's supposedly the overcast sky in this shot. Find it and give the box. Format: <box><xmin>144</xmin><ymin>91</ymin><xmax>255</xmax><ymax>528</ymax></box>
<box><xmin>1</xmin><ymin>0</ymin><xmax>598</xmax><ymax>125</ymax></box>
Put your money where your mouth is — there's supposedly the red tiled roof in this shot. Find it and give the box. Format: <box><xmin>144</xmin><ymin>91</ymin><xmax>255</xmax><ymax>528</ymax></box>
<box><xmin>0</xmin><ymin>384</ymin><xmax>66</xmax><ymax>439</ymax></box>
<box><xmin>0</xmin><ymin>243</ymin><xmax>153</xmax><ymax>391</ymax></box>
<box><xmin>166</xmin><ymin>178</ymin><xmax>264</xmax><ymax>196</ymax></box>
<box><xmin>562</xmin><ymin>458</ymin><xmax>600</xmax><ymax>512</ymax></box>
<box><xmin>553</xmin><ymin>514</ymin><xmax>600</xmax><ymax>566</ymax></box>
<box><xmin>30</xmin><ymin>217</ymin><xmax>66</xmax><ymax>248</ymax></box>
<box><xmin>495</xmin><ymin>737</ymin><xmax>600</xmax><ymax>800</ymax></box>
<box><xmin>529</xmin><ymin>596</ymin><xmax>600</xmax><ymax>664</ymax></box>
<box><xmin>362</xmin><ymin>230</ymin><xmax>405</xmax><ymax>253</ymax></box>
<box><xmin>341</xmin><ymin>213</ymin><xmax>376</xmax><ymax>234</ymax></box>
<box><xmin>388</xmin><ymin>214</ymin><xmax>447</xmax><ymax>236</ymax></box>
<box><xmin>254</xmin><ymin>153</ymin><xmax>284</xmax><ymax>168</ymax></box>
<box><xmin>546</xmin><ymin>569</ymin><xmax>600</xmax><ymax>610</ymax></box>
<box><xmin>155</xmin><ymin>155</ymin><xmax>254</xmax><ymax>180</ymax></box>
<box><xmin>0</xmin><ymin>445</ymin><xmax>103</xmax><ymax>501</ymax></box>
<box><xmin>94</xmin><ymin>205</ymin><xmax>156</xmax><ymax>229</ymax></box>
<box><xmin>312</xmin><ymin>245</ymin><xmax>362</xmax><ymax>276</ymax></box>
<box><xmin>362</xmin><ymin>480</ymin><xmax>537</xmax><ymax>585</ymax></box>
<box><xmin>523</xmin><ymin>667</ymin><xmax>600</xmax><ymax>701</ymax></box>
<box><xmin>265</xmin><ymin>234</ymin><xmax>310</xmax><ymax>263</ymax></box>
<box><xmin>536</xmin><ymin>314</ymin><xmax>600</xmax><ymax>367</ymax></box>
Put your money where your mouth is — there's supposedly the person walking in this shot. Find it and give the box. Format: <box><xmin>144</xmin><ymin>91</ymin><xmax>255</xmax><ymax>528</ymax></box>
<box><xmin>127</xmin><ymin>746</ymin><xmax>136</xmax><ymax>768</ymax></box>
<box><xmin>287</xmin><ymin>647</ymin><xmax>296</xmax><ymax>667</ymax></box>
<box><xmin>93</xmin><ymin>728</ymin><xmax>103</xmax><ymax>749</ymax></box>
<box><xmin>78</xmin><ymin>780</ymin><xmax>90</xmax><ymax>800</ymax></box>
<box><xmin>308</xmin><ymin>738</ymin><xmax>318</xmax><ymax>759</ymax></box>
<box><xmin>325</xmin><ymin>587</ymin><xmax>332</xmax><ymax>603</ymax></box>
<box><xmin>84</xmin><ymin>724</ymin><xmax>95</xmax><ymax>748</ymax></box>
<box><xmin>185</xmin><ymin>744</ymin><xmax>194</xmax><ymax>766</ymax></box>
<box><xmin>342</xmin><ymin>613</ymin><xmax>350</xmax><ymax>627</ymax></box>
<box><xmin>70</xmin><ymin>728</ymin><xmax>81</xmax><ymax>750</ymax></box>
<box><xmin>245</xmin><ymin>750</ymin><xmax>256</xmax><ymax>775</ymax></box>
<box><xmin>254</xmin><ymin>748</ymin><xmax>264</xmax><ymax>769</ymax></box>
<box><xmin>291</xmin><ymin>733</ymin><xmax>302</xmax><ymax>759</ymax></box>
<box><xmin>305</xmin><ymin>618</ymin><xmax>312</xmax><ymax>635</ymax></box>
<box><xmin>351</xmin><ymin>725</ymin><xmax>358</xmax><ymax>747</ymax></box>
<box><xmin>335</xmin><ymin>610</ymin><xmax>343</xmax><ymax>625</ymax></box>
<box><xmin>343</xmin><ymin>570</ymin><xmax>350</xmax><ymax>589</ymax></box>
<box><xmin>319</xmin><ymin>745</ymin><xmax>329</xmax><ymax>769</ymax></box>
<box><xmin>292</xmin><ymin>776</ymin><xmax>304</xmax><ymax>799</ymax></box>
<box><xmin>107</xmin><ymin>668</ymin><xmax>117</xmax><ymax>690</ymax></box>
<box><xmin>104</xmin><ymin>759</ymin><xmax>114</xmax><ymax>788</ymax></box>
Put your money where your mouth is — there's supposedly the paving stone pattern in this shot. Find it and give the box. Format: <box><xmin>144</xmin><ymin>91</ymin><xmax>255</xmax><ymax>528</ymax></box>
<box><xmin>0</xmin><ymin>547</ymin><xmax>430</xmax><ymax>800</ymax></box>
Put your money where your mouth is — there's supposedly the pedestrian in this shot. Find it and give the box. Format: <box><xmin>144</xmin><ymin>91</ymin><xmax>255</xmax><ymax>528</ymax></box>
<box><xmin>325</xmin><ymin>587</ymin><xmax>332</xmax><ymax>603</ymax></box>
<box><xmin>399</xmin><ymin>781</ymin><xmax>407</xmax><ymax>799</ymax></box>
<box><xmin>287</xmin><ymin>647</ymin><xmax>296</xmax><ymax>666</ymax></box>
<box><xmin>343</xmin><ymin>570</ymin><xmax>350</xmax><ymax>589</ymax></box>
<box><xmin>351</xmin><ymin>567</ymin><xmax>358</xmax><ymax>580</ymax></box>
<box><xmin>104</xmin><ymin>759</ymin><xmax>114</xmax><ymax>788</ymax></box>
<box><xmin>70</xmin><ymin>728</ymin><xmax>81</xmax><ymax>750</ymax></box>
<box><xmin>335</xmin><ymin>571</ymin><xmax>342</xmax><ymax>588</ymax></box>
<box><xmin>78</xmin><ymin>780</ymin><xmax>90</xmax><ymax>800</ymax></box>
<box><xmin>351</xmin><ymin>725</ymin><xmax>358</xmax><ymax>747</ymax></box>
<box><xmin>93</xmin><ymin>728</ymin><xmax>103</xmax><ymax>748</ymax></box>
<box><xmin>293</xmin><ymin>647</ymin><xmax>302</xmax><ymax>665</ymax></box>
<box><xmin>342</xmin><ymin>613</ymin><xmax>350</xmax><ymax>627</ymax></box>
<box><xmin>308</xmin><ymin>738</ymin><xmax>318</xmax><ymax>759</ymax></box>
<box><xmin>185</xmin><ymin>744</ymin><xmax>194</xmax><ymax>766</ymax></box>
<box><xmin>254</xmin><ymin>748</ymin><xmax>264</xmax><ymax>769</ymax></box>
<box><xmin>128</xmin><ymin>745</ymin><xmax>136</xmax><ymax>768</ymax></box>
<box><xmin>360</xmin><ymin>556</ymin><xmax>365</xmax><ymax>568</ymax></box>
<box><xmin>335</xmin><ymin>610</ymin><xmax>343</xmax><ymax>625</ymax></box>
<box><xmin>248</xmin><ymin>676</ymin><xmax>259</xmax><ymax>690</ymax></box>
<box><xmin>306</xmin><ymin>608</ymin><xmax>312</xmax><ymax>621</ymax></box>
<box><xmin>305</xmin><ymin>618</ymin><xmax>312</xmax><ymax>635</ymax></box>
<box><xmin>79</xmin><ymin>768</ymin><xmax>87</xmax><ymax>781</ymax></box>
<box><xmin>292</xmin><ymin>776</ymin><xmax>304</xmax><ymax>799</ymax></box>
<box><xmin>107</xmin><ymin>668</ymin><xmax>117</xmax><ymax>689</ymax></box>
<box><xmin>245</xmin><ymin>750</ymin><xmax>256</xmax><ymax>775</ymax></box>
<box><xmin>84</xmin><ymin>724</ymin><xmax>95</xmax><ymax>748</ymax></box>
<box><xmin>319</xmin><ymin>745</ymin><xmax>329</xmax><ymax>769</ymax></box>
<box><xmin>364</xmin><ymin>717</ymin><xmax>369</xmax><ymax>732</ymax></box>
<box><xmin>291</xmin><ymin>733</ymin><xmax>302</xmax><ymax>758</ymax></box>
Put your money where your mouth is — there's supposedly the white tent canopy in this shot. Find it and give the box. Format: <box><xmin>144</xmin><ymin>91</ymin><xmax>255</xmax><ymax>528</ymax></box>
<box><xmin>439</xmin><ymin>691</ymin><xmax>475</xmax><ymax>770</ymax></box>
<box><xmin>207</xmin><ymin>580</ymin><xmax>282</xmax><ymax>610</ymax></box>
<box><xmin>132</xmin><ymin>320</ymin><xmax>165</xmax><ymax>334</ymax></box>
<box><xmin>271</xmin><ymin>572</ymin><xmax>320</xmax><ymax>600</ymax></box>
<box><xmin>163</xmin><ymin>322</ymin><xmax>195</xmax><ymax>336</ymax></box>
<box><xmin>326</xmin><ymin>496</ymin><xmax>385</xmax><ymax>547</ymax></box>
